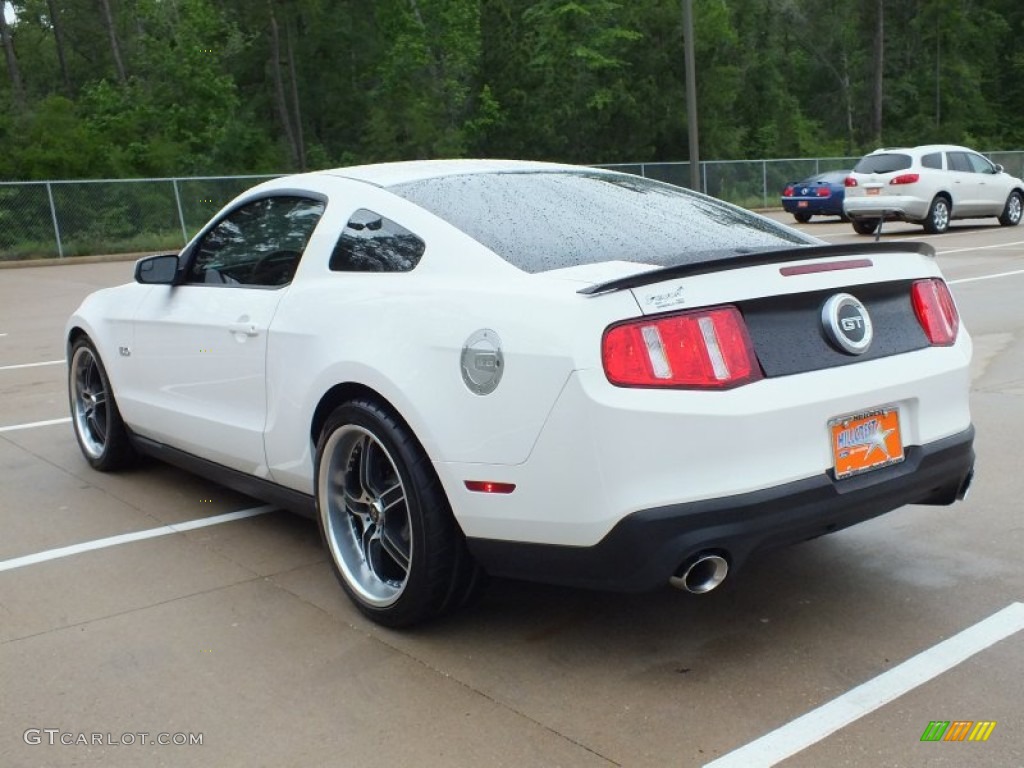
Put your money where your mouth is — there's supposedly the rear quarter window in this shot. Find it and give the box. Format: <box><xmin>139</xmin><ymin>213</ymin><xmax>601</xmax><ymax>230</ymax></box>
<box><xmin>329</xmin><ymin>209</ymin><xmax>425</xmax><ymax>272</ymax></box>
<box><xmin>921</xmin><ymin>153</ymin><xmax>943</xmax><ymax>170</ymax></box>
<box><xmin>854</xmin><ymin>154</ymin><xmax>912</xmax><ymax>174</ymax></box>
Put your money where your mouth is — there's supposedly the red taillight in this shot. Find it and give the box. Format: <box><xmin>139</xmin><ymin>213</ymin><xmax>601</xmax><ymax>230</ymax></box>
<box><xmin>602</xmin><ymin>306</ymin><xmax>762</xmax><ymax>389</ymax></box>
<box><xmin>815</xmin><ymin>186</ymin><xmax>831</xmax><ymax>197</ymax></box>
<box><xmin>782</xmin><ymin>185</ymin><xmax>795</xmax><ymax>197</ymax></box>
<box><xmin>890</xmin><ymin>173</ymin><xmax>920</xmax><ymax>185</ymax></box>
<box><xmin>911</xmin><ymin>279</ymin><xmax>959</xmax><ymax>345</ymax></box>
<box><xmin>844</xmin><ymin>176</ymin><xmax>858</xmax><ymax>187</ymax></box>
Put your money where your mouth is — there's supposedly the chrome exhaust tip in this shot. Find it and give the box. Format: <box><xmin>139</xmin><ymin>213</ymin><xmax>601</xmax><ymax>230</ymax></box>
<box><xmin>669</xmin><ymin>553</ymin><xmax>729</xmax><ymax>594</ymax></box>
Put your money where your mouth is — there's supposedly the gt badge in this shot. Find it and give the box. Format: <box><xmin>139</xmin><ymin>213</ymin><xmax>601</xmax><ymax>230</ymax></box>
<box><xmin>822</xmin><ymin>293</ymin><xmax>872</xmax><ymax>355</ymax></box>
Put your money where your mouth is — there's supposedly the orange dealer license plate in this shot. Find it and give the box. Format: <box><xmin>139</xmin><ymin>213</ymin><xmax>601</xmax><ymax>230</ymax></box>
<box><xmin>829</xmin><ymin>407</ymin><xmax>904</xmax><ymax>479</ymax></box>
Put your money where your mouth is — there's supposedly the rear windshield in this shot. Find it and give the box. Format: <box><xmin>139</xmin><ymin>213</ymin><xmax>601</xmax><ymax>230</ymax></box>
<box><xmin>813</xmin><ymin>170</ymin><xmax>850</xmax><ymax>184</ymax></box>
<box><xmin>854</xmin><ymin>153</ymin><xmax>912</xmax><ymax>174</ymax></box>
<box><xmin>390</xmin><ymin>171</ymin><xmax>813</xmax><ymax>273</ymax></box>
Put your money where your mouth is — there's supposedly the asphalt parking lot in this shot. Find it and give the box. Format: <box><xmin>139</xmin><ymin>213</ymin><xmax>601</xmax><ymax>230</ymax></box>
<box><xmin>1</xmin><ymin>214</ymin><xmax>1022</xmax><ymax>768</ymax></box>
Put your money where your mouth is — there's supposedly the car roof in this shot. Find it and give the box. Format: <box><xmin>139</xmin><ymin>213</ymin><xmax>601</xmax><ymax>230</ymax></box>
<box><xmin>313</xmin><ymin>159</ymin><xmax>606</xmax><ymax>187</ymax></box>
<box><xmin>866</xmin><ymin>144</ymin><xmax>976</xmax><ymax>156</ymax></box>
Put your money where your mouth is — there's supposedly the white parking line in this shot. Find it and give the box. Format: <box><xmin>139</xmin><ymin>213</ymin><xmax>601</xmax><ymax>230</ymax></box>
<box><xmin>703</xmin><ymin>601</ymin><xmax>1024</xmax><ymax>768</ymax></box>
<box><xmin>0</xmin><ymin>417</ymin><xmax>72</xmax><ymax>433</ymax></box>
<box><xmin>0</xmin><ymin>505</ymin><xmax>278</xmax><ymax>573</ymax></box>
<box><xmin>938</xmin><ymin>238</ymin><xmax>1024</xmax><ymax>255</ymax></box>
<box><xmin>0</xmin><ymin>417</ymin><xmax>71</xmax><ymax>433</ymax></box>
<box><xmin>0</xmin><ymin>359</ymin><xmax>64</xmax><ymax>372</ymax></box>
<box><xmin>949</xmin><ymin>268</ymin><xmax>1024</xmax><ymax>285</ymax></box>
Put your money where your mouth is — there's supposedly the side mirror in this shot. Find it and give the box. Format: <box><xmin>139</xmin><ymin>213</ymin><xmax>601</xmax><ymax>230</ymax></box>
<box><xmin>994</xmin><ymin>163</ymin><xmax>1004</xmax><ymax>174</ymax></box>
<box><xmin>135</xmin><ymin>254</ymin><xmax>180</xmax><ymax>284</ymax></box>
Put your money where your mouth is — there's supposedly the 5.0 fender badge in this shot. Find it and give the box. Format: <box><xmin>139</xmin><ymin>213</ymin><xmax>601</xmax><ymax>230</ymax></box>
<box><xmin>461</xmin><ymin>329</ymin><xmax>503</xmax><ymax>395</ymax></box>
<box><xmin>822</xmin><ymin>293</ymin><xmax>873</xmax><ymax>355</ymax></box>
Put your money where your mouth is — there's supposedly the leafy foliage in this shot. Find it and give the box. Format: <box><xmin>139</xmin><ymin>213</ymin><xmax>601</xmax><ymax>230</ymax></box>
<box><xmin>0</xmin><ymin>0</ymin><xmax>1021</xmax><ymax>180</ymax></box>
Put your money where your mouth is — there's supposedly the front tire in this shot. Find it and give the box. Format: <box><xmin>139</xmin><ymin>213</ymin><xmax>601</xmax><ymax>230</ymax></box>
<box><xmin>998</xmin><ymin>190</ymin><xmax>1022</xmax><ymax>226</ymax></box>
<box><xmin>68</xmin><ymin>337</ymin><xmax>136</xmax><ymax>471</ymax></box>
<box><xmin>922</xmin><ymin>196</ymin><xmax>951</xmax><ymax>234</ymax></box>
<box><xmin>315</xmin><ymin>399</ymin><xmax>480</xmax><ymax>627</ymax></box>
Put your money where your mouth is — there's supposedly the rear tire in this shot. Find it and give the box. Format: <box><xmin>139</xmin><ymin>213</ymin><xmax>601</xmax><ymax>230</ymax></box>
<box><xmin>922</xmin><ymin>196</ymin><xmax>951</xmax><ymax>234</ymax></box>
<box><xmin>998</xmin><ymin>190</ymin><xmax>1022</xmax><ymax>226</ymax></box>
<box><xmin>792</xmin><ymin>212</ymin><xmax>812</xmax><ymax>223</ymax></box>
<box><xmin>851</xmin><ymin>218</ymin><xmax>879</xmax><ymax>236</ymax></box>
<box><xmin>314</xmin><ymin>399</ymin><xmax>482</xmax><ymax>627</ymax></box>
<box><xmin>68</xmin><ymin>337</ymin><xmax>136</xmax><ymax>471</ymax></box>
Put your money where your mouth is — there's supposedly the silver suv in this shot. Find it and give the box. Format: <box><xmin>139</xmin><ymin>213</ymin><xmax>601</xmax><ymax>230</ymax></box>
<box><xmin>843</xmin><ymin>144</ymin><xmax>1024</xmax><ymax>235</ymax></box>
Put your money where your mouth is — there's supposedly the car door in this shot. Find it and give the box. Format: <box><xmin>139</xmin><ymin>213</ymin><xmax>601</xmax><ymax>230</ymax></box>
<box><xmin>945</xmin><ymin>151</ymin><xmax>983</xmax><ymax>217</ymax></box>
<box><xmin>127</xmin><ymin>195</ymin><xmax>325</xmax><ymax>474</ymax></box>
<box><xmin>964</xmin><ymin>152</ymin><xmax>1005</xmax><ymax>214</ymax></box>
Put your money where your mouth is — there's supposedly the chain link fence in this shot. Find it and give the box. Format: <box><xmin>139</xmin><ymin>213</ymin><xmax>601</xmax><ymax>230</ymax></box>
<box><xmin>3</xmin><ymin>152</ymin><xmax>1023</xmax><ymax>261</ymax></box>
<box><xmin>600</xmin><ymin>156</ymin><xmax>864</xmax><ymax>209</ymax></box>
<box><xmin>0</xmin><ymin>175</ymin><xmax>278</xmax><ymax>261</ymax></box>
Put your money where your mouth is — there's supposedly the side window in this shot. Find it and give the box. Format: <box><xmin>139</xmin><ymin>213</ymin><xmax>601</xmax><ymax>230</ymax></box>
<box><xmin>921</xmin><ymin>152</ymin><xmax>943</xmax><ymax>170</ymax></box>
<box><xmin>946</xmin><ymin>152</ymin><xmax>972</xmax><ymax>173</ymax></box>
<box><xmin>966</xmin><ymin>153</ymin><xmax>995</xmax><ymax>174</ymax></box>
<box><xmin>188</xmin><ymin>196</ymin><xmax>325</xmax><ymax>287</ymax></box>
<box><xmin>329</xmin><ymin>209</ymin><xmax>425</xmax><ymax>272</ymax></box>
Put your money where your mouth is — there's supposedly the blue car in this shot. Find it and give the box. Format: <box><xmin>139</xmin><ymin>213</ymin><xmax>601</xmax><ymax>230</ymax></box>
<box><xmin>781</xmin><ymin>170</ymin><xmax>850</xmax><ymax>222</ymax></box>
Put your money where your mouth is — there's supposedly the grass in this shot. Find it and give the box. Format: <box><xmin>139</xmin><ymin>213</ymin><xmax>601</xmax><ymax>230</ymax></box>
<box><xmin>0</xmin><ymin>230</ymin><xmax>185</xmax><ymax>261</ymax></box>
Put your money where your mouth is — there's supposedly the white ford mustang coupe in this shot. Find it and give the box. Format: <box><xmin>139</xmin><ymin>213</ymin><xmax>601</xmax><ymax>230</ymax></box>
<box><xmin>66</xmin><ymin>160</ymin><xmax>975</xmax><ymax>626</ymax></box>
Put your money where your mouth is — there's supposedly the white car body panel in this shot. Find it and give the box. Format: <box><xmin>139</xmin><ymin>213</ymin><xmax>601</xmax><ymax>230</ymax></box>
<box><xmin>125</xmin><ymin>284</ymin><xmax>281</xmax><ymax>475</ymax></box>
<box><xmin>440</xmin><ymin>333</ymin><xmax>972</xmax><ymax>546</ymax></box>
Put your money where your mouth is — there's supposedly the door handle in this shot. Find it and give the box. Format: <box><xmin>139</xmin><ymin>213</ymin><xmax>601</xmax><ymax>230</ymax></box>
<box><xmin>228</xmin><ymin>321</ymin><xmax>259</xmax><ymax>337</ymax></box>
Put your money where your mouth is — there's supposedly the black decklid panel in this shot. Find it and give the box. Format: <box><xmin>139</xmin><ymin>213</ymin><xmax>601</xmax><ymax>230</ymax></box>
<box><xmin>739</xmin><ymin>280</ymin><xmax>931</xmax><ymax>377</ymax></box>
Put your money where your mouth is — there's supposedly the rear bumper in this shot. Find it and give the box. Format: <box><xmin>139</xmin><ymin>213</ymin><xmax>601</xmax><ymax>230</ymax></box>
<box><xmin>844</xmin><ymin>195</ymin><xmax>930</xmax><ymax>221</ymax></box>
<box><xmin>467</xmin><ymin>426</ymin><xmax>975</xmax><ymax>592</ymax></box>
<box><xmin>781</xmin><ymin>199</ymin><xmax>842</xmax><ymax>216</ymax></box>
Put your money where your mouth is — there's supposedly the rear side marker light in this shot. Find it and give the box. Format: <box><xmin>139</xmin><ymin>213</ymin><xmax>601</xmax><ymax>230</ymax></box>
<box><xmin>602</xmin><ymin>306</ymin><xmax>762</xmax><ymax>389</ymax></box>
<box><xmin>465</xmin><ymin>480</ymin><xmax>516</xmax><ymax>494</ymax></box>
<box><xmin>844</xmin><ymin>176</ymin><xmax>858</xmax><ymax>187</ymax></box>
<box><xmin>911</xmin><ymin>279</ymin><xmax>959</xmax><ymax>345</ymax></box>
<box><xmin>890</xmin><ymin>173</ymin><xmax>920</xmax><ymax>185</ymax></box>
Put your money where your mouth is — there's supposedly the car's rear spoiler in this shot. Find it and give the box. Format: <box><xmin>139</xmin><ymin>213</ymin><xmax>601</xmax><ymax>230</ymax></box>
<box><xmin>577</xmin><ymin>241</ymin><xmax>936</xmax><ymax>296</ymax></box>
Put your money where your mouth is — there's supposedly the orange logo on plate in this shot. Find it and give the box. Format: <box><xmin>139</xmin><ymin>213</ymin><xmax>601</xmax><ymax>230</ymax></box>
<box><xmin>829</xmin><ymin>408</ymin><xmax>904</xmax><ymax>479</ymax></box>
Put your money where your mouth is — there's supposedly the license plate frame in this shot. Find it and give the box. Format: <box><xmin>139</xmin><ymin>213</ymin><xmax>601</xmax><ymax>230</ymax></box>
<box><xmin>828</xmin><ymin>407</ymin><xmax>904</xmax><ymax>479</ymax></box>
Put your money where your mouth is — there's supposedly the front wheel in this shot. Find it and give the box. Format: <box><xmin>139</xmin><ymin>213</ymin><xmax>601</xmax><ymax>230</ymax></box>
<box><xmin>851</xmin><ymin>218</ymin><xmax>879</xmax><ymax>236</ymax></box>
<box><xmin>998</xmin><ymin>190</ymin><xmax>1022</xmax><ymax>226</ymax></box>
<box><xmin>922</xmin><ymin>196</ymin><xmax>951</xmax><ymax>234</ymax></box>
<box><xmin>315</xmin><ymin>399</ymin><xmax>481</xmax><ymax>627</ymax></box>
<box><xmin>68</xmin><ymin>337</ymin><xmax>136</xmax><ymax>471</ymax></box>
